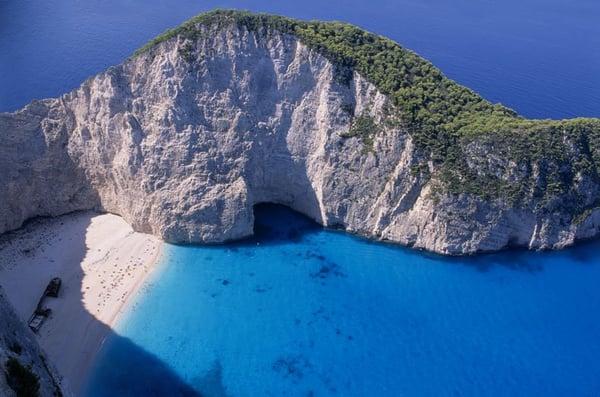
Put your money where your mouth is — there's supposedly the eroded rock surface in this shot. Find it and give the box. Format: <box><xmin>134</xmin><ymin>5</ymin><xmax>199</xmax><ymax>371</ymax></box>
<box><xmin>0</xmin><ymin>287</ymin><xmax>62</xmax><ymax>397</ymax></box>
<box><xmin>2</xmin><ymin>20</ymin><xmax>600</xmax><ymax>256</ymax></box>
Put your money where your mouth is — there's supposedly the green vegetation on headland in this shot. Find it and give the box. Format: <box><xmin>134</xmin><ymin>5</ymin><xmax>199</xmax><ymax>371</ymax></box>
<box><xmin>135</xmin><ymin>10</ymin><xmax>600</xmax><ymax>217</ymax></box>
<box><xmin>341</xmin><ymin>115</ymin><xmax>378</xmax><ymax>152</ymax></box>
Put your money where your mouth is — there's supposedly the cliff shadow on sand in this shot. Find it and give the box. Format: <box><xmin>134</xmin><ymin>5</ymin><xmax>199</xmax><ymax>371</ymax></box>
<box><xmin>0</xmin><ymin>213</ymin><xmax>201</xmax><ymax>396</ymax></box>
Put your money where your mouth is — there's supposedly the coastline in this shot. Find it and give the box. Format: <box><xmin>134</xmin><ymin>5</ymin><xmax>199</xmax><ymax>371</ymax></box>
<box><xmin>77</xmin><ymin>228</ymin><xmax>166</xmax><ymax>397</ymax></box>
<box><xmin>0</xmin><ymin>211</ymin><xmax>164</xmax><ymax>396</ymax></box>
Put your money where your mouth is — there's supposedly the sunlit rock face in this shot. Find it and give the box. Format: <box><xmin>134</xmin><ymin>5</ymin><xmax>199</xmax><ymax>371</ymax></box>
<box><xmin>2</xmin><ymin>20</ymin><xmax>600</xmax><ymax>256</ymax></box>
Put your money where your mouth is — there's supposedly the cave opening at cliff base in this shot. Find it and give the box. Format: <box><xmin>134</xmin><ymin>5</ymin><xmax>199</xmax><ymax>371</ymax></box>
<box><xmin>250</xmin><ymin>203</ymin><xmax>322</xmax><ymax>245</ymax></box>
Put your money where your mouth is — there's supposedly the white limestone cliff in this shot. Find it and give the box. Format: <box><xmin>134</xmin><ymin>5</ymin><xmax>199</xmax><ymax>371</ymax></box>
<box><xmin>1</xmin><ymin>21</ymin><xmax>600</xmax><ymax>257</ymax></box>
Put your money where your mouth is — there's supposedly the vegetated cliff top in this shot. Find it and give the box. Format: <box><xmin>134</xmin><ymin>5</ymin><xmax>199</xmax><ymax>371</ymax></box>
<box><xmin>135</xmin><ymin>9</ymin><xmax>600</xmax><ymax>207</ymax></box>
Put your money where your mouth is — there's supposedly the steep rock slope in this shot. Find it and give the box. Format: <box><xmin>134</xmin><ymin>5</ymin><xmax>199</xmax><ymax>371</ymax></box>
<box><xmin>0</xmin><ymin>288</ymin><xmax>62</xmax><ymax>396</ymax></box>
<box><xmin>1</xmin><ymin>10</ymin><xmax>600</xmax><ymax>255</ymax></box>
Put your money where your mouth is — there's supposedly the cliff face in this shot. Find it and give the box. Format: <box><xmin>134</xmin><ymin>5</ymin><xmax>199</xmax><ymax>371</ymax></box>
<box><xmin>0</xmin><ymin>288</ymin><xmax>62</xmax><ymax>396</ymax></box>
<box><xmin>1</xmin><ymin>14</ymin><xmax>600</xmax><ymax>256</ymax></box>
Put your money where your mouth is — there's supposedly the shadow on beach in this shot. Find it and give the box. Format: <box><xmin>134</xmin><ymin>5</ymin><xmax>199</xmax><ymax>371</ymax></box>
<box><xmin>0</xmin><ymin>213</ymin><xmax>201</xmax><ymax>397</ymax></box>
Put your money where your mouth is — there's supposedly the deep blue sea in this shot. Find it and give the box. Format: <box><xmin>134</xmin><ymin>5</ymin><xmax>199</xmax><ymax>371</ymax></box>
<box><xmin>2</xmin><ymin>1</ymin><xmax>600</xmax><ymax>396</ymax></box>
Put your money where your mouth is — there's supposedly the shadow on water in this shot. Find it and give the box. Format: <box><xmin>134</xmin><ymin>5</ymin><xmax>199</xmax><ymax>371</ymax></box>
<box><xmin>184</xmin><ymin>203</ymin><xmax>323</xmax><ymax>252</ymax></box>
<box><xmin>385</xmin><ymin>234</ymin><xmax>600</xmax><ymax>274</ymax></box>
<box><xmin>244</xmin><ymin>204</ymin><xmax>600</xmax><ymax>275</ymax></box>
<box><xmin>436</xmin><ymin>237</ymin><xmax>600</xmax><ymax>274</ymax></box>
<box><xmin>243</xmin><ymin>204</ymin><xmax>321</xmax><ymax>246</ymax></box>
<box><xmin>85</xmin><ymin>335</ymin><xmax>201</xmax><ymax>397</ymax></box>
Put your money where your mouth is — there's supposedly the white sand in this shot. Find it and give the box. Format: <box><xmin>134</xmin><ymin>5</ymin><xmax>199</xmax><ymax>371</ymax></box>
<box><xmin>0</xmin><ymin>212</ymin><xmax>163</xmax><ymax>396</ymax></box>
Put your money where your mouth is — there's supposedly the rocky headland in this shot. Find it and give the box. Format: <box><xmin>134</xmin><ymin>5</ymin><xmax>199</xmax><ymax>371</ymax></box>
<box><xmin>2</xmin><ymin>10</ymin><xmax>600</xmax><ymax>257</ymax></box>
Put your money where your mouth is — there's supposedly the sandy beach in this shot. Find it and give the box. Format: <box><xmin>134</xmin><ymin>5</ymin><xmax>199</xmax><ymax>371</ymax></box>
<box><xmin>0</xmin><ymin>211</ymin><xmax>163</xmax><ymax>396</ymax></box>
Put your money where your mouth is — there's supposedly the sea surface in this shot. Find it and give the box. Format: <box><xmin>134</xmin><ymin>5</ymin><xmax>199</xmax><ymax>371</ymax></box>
<box><xmin>84</xmin><ymin>205</ymin><xmax>600</xmax><ymax>396</ymax></box>
<box><xmin>2</xmin><ymin>0</ymin><xmax>600</xmax><ymax>396</ymax></box>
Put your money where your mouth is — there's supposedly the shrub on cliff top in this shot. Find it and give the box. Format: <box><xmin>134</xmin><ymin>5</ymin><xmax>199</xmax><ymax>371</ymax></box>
<box><xmin>134</xmin><ymin>10</ymin><xmax>600</xmax><ymax>208</ymax></box>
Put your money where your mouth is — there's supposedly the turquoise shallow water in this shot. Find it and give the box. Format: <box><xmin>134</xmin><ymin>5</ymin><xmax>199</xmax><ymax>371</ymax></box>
<box><xmin>84</xmin><ymin>205</ymin><xmax>600</xmax><ymax>396</ymax></box>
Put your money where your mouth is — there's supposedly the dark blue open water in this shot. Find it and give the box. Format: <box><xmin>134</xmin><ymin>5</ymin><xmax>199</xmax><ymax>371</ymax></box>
<box><xmin>2</xmin><ymin>1</ymin><xmax>600</xmax><ymax>396</ymax></box>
